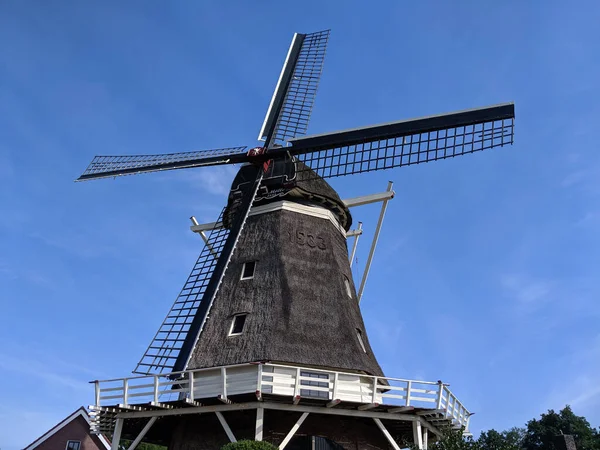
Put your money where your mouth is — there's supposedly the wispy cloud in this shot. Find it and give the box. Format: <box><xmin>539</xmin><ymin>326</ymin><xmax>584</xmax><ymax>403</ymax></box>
<box><xmin>161</xmin><ymin>164</ymin><xmax>239</xmax><ymax>196</ymax></box>
<box><xmin>501</xmin><ymin>274</ymin><xmax>553</xmax><ymax>314</ymax></box>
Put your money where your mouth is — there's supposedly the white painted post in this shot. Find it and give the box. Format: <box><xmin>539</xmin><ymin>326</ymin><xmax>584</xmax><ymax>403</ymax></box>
<box><xmin>255</xmin><ymin>406</ymin><xmax>264</xmax><ymax>441</ymax></box>
<box><xmin>221</xmin><ymin>367</ymin><xmax>227</xmax><ymax>400</ymax></box>
<box><xmin>279</xmin><ymin>412</ymin><xmax>309</xmax><ymax>450</ymax></box>
<box><xmin>257</xmin><ymin>364</ymin><xmax>263</xmax><ymax>392</ymax></box>
<box><xmin>94</xmin><ymin>381</ymin><xmax>100</xmax><ymax>406</ymax></box>
<box><xmin>412</xmin><ymin>420</ymin><xmax>423</xmax><ymax>450</ymax></box>
<box><xmin>436</xmin><ymin>381</ymin><xmax>443</xmax><ymax>409</ymax></box>
<box><xmin>153</xmin><ymin>376</ymin><xmax>159</xmax><ymax>403</ymax></box>
<box><xmin>111</xmin><ymin>418</ymin><xmax>124</xmax><ymax>450</ymax></box>
<box><xmin>332</xmin><ymin>372</ymin><xmax>339</xmax><ymax>400</ymax></box>
<box><xmin>371</xmin><ymin>377</ymin><xmax>378</xmax><ymax>403</ymax></box>
<box><xmin>293</xmin><ymin>367</ymin><xmax>301</xmax><ymax>397</ymax></box>
<box><xmin>406</xmin><ymin>380</ymin><xmax>412</xmax><ymax>406</ymax></box>
<box><xmin>188</xmin><ymin>371</ymin><xmax>195</xmax><ymax>402</ymax></box>
<box><xmin>423</xmin><ymin>427</ymin><xmax>428</xmax><ymax>450</ymax></box>
<box><xmin>123</xmin><ymin>379</ymin><xmax>129</xmax><ymax>406</ymax></box>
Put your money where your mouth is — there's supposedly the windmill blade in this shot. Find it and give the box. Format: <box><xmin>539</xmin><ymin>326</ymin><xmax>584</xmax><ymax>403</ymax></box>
<box><xmin>258</xmin><ymin>29</ymin><xmax>330</xmax><ymax>147</ymax></box>
<box><xmin>285</xmin><ymin>103</ymin><xmax>515</xmax><ymax>179</ymax></box>
<box><xmin>134</xmin><ymin>165</ymin><xmax>264</xmax><ymax>375</ymax></box>
<box><xmin>76</xmin><ymin>146</ymin><xmax>249</xmax><ymax>181</ymax></box>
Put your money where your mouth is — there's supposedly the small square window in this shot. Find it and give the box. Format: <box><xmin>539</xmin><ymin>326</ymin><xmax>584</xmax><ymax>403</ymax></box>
<box><xmin>66</xmin><ymin>441</ymin><xmax>81</xmax><ymax>450</ymax></box>
<box><xmin>229</xmin><ymin>314</ymin><xmax>247</xmax><ymax>336</ymax></box>
<box><xmin>344</xmin><ymin>275</ymin><xmax>352</xmax><ymax>297</ymax></box>
<box><xmin>356</xmin><ymin>329</ymin><xmax>367</xmax><ymax>353</ymax></box>
<box><xmin>241</xmin><ymin>261</ymin><xmax>256</xmax><ymax>280</ymax></box>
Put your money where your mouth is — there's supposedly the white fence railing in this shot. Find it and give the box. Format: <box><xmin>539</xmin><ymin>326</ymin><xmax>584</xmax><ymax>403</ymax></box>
<box><xmin>91</xmin><ymin>363</ymin><xmax>471</xmax><ymax>430</ymax></box>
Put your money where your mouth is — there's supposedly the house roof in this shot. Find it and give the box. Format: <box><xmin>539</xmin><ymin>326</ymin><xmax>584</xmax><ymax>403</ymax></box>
<box><xmin>23</xmin><ymin>406</ymin><xmax>111</xmax><ymax>450</ymax></box>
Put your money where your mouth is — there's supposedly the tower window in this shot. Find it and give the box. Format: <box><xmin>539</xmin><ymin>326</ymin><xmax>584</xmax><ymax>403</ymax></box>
<box><xmin>344</xmin><ymin>275</ymin><xmax>352</xmax><ymax>297</ymax></box>
<box><xmin>229</xmin><ymin>314</ymin><xmax>247</xmax><ymax>336</ymax></box>
<box><xmin>66</xmin><ymin>442</ymin><xmax>81</xmax><ymax>450</ymax></box>
<box><xmin>356</xmin><ymin>329</ymin><xmax>367</xmax><ymax>353</ymax></box>
<box><xmin>241</xmin><ymin>261</ymin><xmax>256</xmax><ymax>280</ymax></box>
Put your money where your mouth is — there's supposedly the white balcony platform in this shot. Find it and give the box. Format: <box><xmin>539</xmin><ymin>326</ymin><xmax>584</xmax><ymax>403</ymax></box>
<box><xmin>89</xmin><ymin>363</ymin><xmax>471</xmax><ymax>440</ymax></box>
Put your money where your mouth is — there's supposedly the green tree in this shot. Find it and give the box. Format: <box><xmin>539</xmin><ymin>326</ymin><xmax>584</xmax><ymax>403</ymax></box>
<box><xmin>477</xmin><ymin>428</ymin><xmax>524</xmax><ymax>450</ymax></box>
<box><xmin>119</xmin><ymin>440</ymin><xmax>167</xmax><ymax>450</ymax></box>
<box><xmin>221</xmin><ymin>440</ymin><xmax>278</xmax><ymax>450</ymax></box>
<box><xmin>522</xmin><ymin>405</ymin><xmax>600</xmax><ymax>450</ymax></box>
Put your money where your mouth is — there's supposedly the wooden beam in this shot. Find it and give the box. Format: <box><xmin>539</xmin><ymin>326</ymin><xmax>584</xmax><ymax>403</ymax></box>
<box><xmin>293</xmin><ymin>395</ymin><xmax>301</xmax><ymax>405</ymax></box>
<box><xmin>127</xmin><ymin>417</ymin><xmax>157</xmax><ymax>450</ymax></box>
<box><xmin>279</xmin><ymin>412</ymin><xmax>309</xmax><ymax>450</ymax></box>
<box><xmin>215</xmin><ymin>412</ymin><xmax>237</xmax><ymax>443</ymax></box>
<box><xmin>326</xmin><ymin>399</ymin><xmax>341</xmax><ymax>408</ymax></box>
<box><xmin>388</xmin><ymin>406</ymin><xmax>414</xmax><ymax>413</ymax></box>
<box><xmin>358</xmin><ymin>403</ymin><xmax>379</xmax><ymax>411</ymax></box>
<box><xmin>413</xmin><ymin>420</ymin><xmax>424</xmax><ymax>450</ymax></box>
<box><xmin>373</xmin><ymin>418</ymin><xmax>401</xmax><ymax>450</ymax></box>
<box><xmin>255</xmin><ymin>407</ymin><xmax>264</xmax><ymax>441</ymax></box>
<box><xmin>111</xmin><ymin>418</ymin><xmax>123</xmax><ymax>450</ymax></box>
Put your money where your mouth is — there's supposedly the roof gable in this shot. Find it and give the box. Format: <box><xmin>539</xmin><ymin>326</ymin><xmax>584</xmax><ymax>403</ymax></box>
<box><xmin>23</xmin><ymin>407</ymin><xmax>110</xmax><ymax>450</ymax></box>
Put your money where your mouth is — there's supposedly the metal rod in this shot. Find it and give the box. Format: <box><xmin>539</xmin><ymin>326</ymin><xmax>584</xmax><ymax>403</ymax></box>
<box><xmin>349</xmin><ymin>222</ymin><xmax>362</xmax><ymax>267</ymax></box>
<box><xmin>200</xmin><ymin>231</ymin><xmax>218</xmax><ymax>258</ymax></box>
<box><xmin>358</xmin><ymin>181</ymin><xmax>393</xmax><ymax>303</ymax></box>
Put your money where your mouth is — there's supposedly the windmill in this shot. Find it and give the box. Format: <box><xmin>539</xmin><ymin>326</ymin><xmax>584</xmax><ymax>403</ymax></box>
<box><xmin>82</xmin><ymin>30</ymin><xmax>515</xmax><ymax>450</ymax></box>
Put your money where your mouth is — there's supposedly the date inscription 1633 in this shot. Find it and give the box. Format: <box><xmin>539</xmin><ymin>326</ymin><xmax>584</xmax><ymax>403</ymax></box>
<box><xmin>287</xmin><ymin>228</ymin><xmax>327</xmax><ymax>250</ymax></box>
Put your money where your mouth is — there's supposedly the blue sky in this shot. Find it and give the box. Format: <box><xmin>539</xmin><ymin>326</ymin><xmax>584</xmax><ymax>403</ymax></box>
<box><xmin>1</xmin><ymin>1</ymin><xmax>599</xmax><ymax>448</ymax></box>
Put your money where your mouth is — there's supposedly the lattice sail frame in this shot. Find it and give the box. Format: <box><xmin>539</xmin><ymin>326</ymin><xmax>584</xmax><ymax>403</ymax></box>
<box><xmin>76</xmin><ymin>147</ymin><xmax>248</xmax><ymax>181</ymax></box>
<box><xmin>269</xmin><ymin>30</ymin><xmax>330</xmax><ymax>146</ymax></box>
<box><xmin>297</xmin><ymin>117</ymin><xmax>514</xmax><ymax>179</ymax></box>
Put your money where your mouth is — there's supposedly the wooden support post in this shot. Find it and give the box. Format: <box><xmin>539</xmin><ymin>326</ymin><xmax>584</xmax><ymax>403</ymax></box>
<box><xmin>373</xmin><ymin>418</ymin><xmax>401</xmax><ymax>450</ymax></box>
<box><xmin>215</xmin><ymin>411</ymin><xmax>237</xmax><ymax>443</ymax></box>
<box><xmin>436</xmin><ymin>382</ymin><xmax>443</xmax><ymax>409</ymax></box>
<box><xmin>423</xmin><ymin>427</ymin><xmax>428</xmax><ymax>450</ymax></box>
<box><xmin>406</xmin><ymin>380</ymin><xmax>412</xmax><ymax>406</ymax></box>
<box><xmin>123</xmin><ymin>379</ymin><xmax>129</xmax><ymax>406</ymax></box>
<box><xmin>111</xmin><ymin>418</ymin><xmax>124</xmax><ymax>450</ymax></box>
<box><xmin>127</xmin><ymin>417</ymin><xmax>157</xmax><ymax>450</ymax></box>
<box><xmin>221</xmin><ymin>367</ymin><xmax>228</xmax><ymax>401</ymax></box>
<box><xmin>153</xmin><ymin>376</ymin><xmax>159</xmax><ymax>404</ymax></box>
<box><xmin>279</xmin><ymin>412</ymin><xmax>309</xmax><ymax>450</ymax></box>
<box><xmin>413</xmin><ymin>420</ymin><xmax>424</xmax><ymax>450</ymax></box>
<box><xmin>255</xmin><ymin>406</ymin><xmax>264</xmax><ymax>441</ymax></box>
<box><xmin>94</xmin><ymin>381</ymin><xmax>100</xmax><ymax>406</ymax></box>
<box><xmin>189</xmin><ymin>371</ymin><xmax>195</xmax><ymax>402</ymax></box>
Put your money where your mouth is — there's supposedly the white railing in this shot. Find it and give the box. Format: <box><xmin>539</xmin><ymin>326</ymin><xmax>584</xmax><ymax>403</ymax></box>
<box><xmin>91</xmin><ymin>363</ymin><xmax>471</xmax><ymax>430</ymax></box>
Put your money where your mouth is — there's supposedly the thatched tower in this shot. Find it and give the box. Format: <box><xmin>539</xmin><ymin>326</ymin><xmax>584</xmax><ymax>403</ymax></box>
<box><xmin>185</xmin><ymin>161</ymin><xmax>384</xmax><ymax>377</ymax></box>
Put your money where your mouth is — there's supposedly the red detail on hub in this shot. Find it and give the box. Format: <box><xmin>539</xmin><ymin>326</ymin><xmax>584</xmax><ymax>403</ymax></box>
<box><xmin>247</xmin><ymin>147</ymin><xmax>266</xmax><ymax>157</ymax></box>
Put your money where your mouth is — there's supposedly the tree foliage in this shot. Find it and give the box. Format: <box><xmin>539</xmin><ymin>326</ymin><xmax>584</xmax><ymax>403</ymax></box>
<box><xmin>221</xmin><ymin>440</ymin><xmax>278</xmax><ymax>450</ymax></box>
<box><xmin>522</xmin><ymin>406</ymin><xmax>600</xmax><ymax>450</ymax></box>
<box><xmin>427</xmin><ymin>405</ymin><xmax>599</xmax><ymax>450</ymax></box>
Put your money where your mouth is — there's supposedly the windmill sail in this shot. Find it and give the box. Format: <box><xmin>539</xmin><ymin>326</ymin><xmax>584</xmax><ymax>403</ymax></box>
<box><xmin>259</xmin><ymin>30</ymin><xmax>330</xmax><ymax>146</ymax></box>
<box><xmin>134</xmin><ymin>167</ymin><xmax>265</xmax><ymax>375</ymax></box>
<box><xmin>287</xmin><ymin>103</ymin><xmax>515</xmax><ymax>179</ymax></box>
<box><xmin>76</xmin><ymin>146</ymin><xmax>248</xmax><ymax>181</ymax></box>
